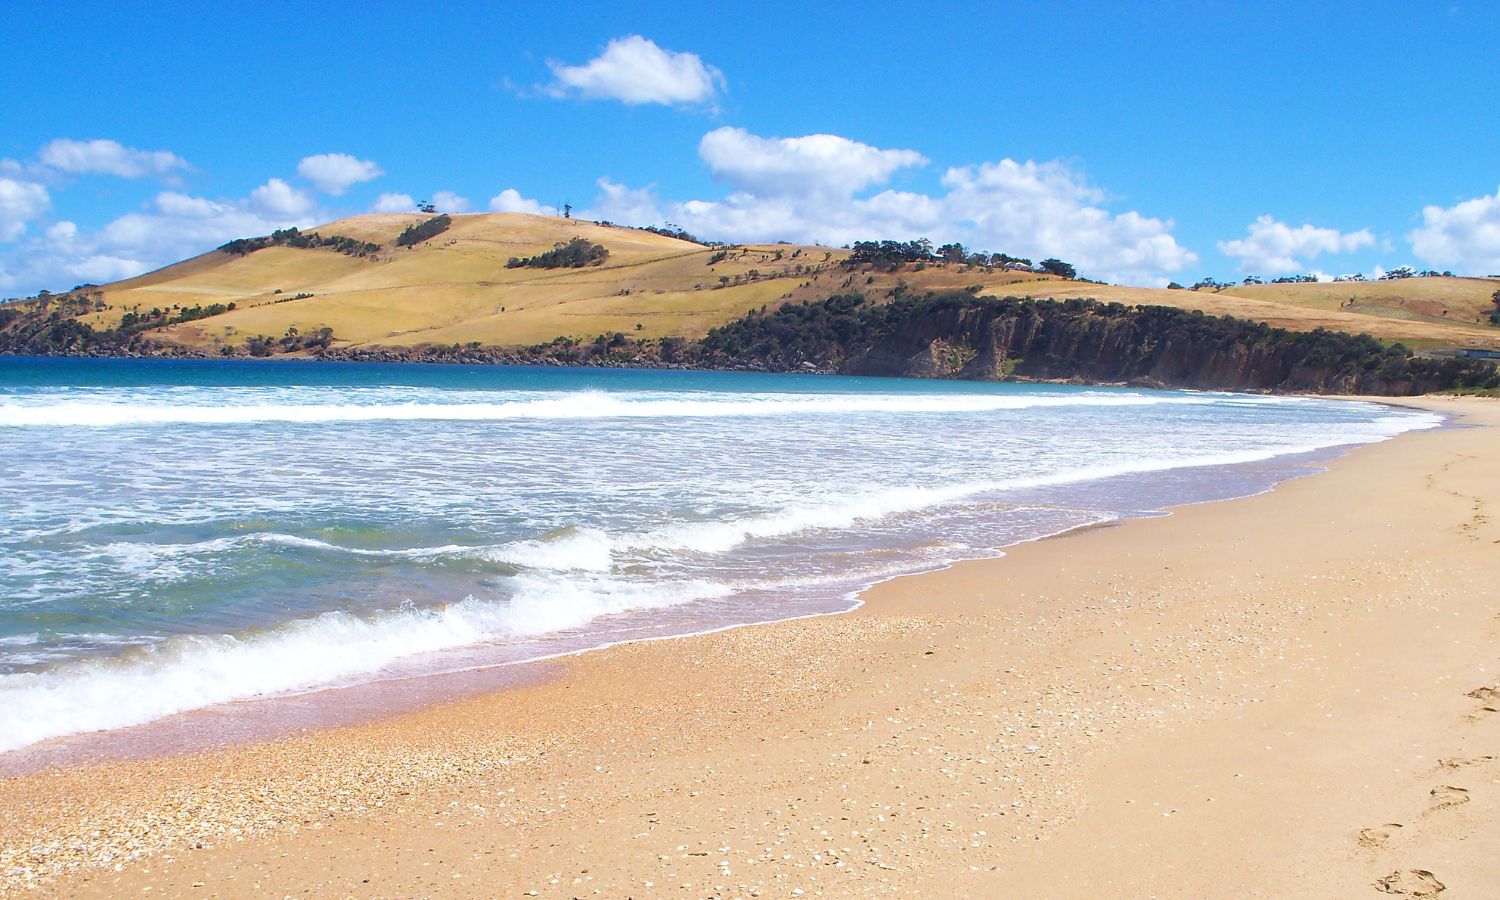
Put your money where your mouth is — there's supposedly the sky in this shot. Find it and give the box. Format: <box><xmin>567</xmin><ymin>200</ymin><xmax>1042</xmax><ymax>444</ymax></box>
<box><xmin>2</xmin><ymin>0</ymin><xmax>1498</xmax><ymax>296</ymax></box>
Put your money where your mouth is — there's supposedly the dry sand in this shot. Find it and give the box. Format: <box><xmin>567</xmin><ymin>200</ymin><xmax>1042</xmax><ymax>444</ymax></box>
<box><xmin>2</xmin><ymin>396</ymin><xmax>1497</xmax><ymax>898</ymax></box>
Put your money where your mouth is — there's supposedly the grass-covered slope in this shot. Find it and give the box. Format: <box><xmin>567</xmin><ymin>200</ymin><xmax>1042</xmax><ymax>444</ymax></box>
<box><xmin>85</xmin><ymin>213</ymin><xmax>848</xmax><ymax>351</ymax></box>
<box><xmin>3</xmin><ymin>212</ymin><xmax>1499</xmax><ymax>362</ymax></box>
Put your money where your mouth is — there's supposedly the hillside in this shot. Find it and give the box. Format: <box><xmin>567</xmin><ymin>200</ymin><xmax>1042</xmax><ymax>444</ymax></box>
<box><xmin>4</xmin><ymin>212</ymin><xmax>1499</xmax><ymax>357</ymax></box>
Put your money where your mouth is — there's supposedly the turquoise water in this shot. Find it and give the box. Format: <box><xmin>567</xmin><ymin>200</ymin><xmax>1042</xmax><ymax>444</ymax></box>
<box><xmin>0</xmin><ymin>357</ymin><xmax>1440</xmax><ymax>754</ymax></box>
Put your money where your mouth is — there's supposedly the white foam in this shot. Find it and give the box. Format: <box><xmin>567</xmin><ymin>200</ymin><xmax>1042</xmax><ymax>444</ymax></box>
<box><xmin>0</xmin><ymin>394</ymin><xmax>1441</xmax><ymax>754</ymax></box>
<box><xmin>0</xmin><ymin>574</ymin><xmax>729</xmax><ymax>754</ymax></box>
<box><xmin>594</xmin><ymin>410</ymin><xmax>1440</xmax><ymax>559</ymax></box>
<box><xmin>0</xmin><ymin>388</ymin><xmax>1271</xmax><ymax>428</ymax></box>
<box><xmin>80</xmin><ymin>408</ymin><xmax>1441</xmax><ymax>584</ymax></box>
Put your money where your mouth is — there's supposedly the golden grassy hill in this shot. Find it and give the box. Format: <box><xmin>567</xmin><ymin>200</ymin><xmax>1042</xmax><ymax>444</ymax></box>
<box><xmin>88</xmin><ymin>213</ymin><xmax>854</xmax><ymax>349</ymax></box>
<box><xmin>75</xmin><ymin>212</ymin><xmax>1500</xmax><ymax>353</ymax></box>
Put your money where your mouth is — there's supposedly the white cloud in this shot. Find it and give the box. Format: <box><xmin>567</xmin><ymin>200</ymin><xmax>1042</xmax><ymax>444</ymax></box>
<box><xmin>1217</xmin><ymin>215</ymin><xmax>1375</xmax><ymax>274</ymax></box>
<box><xmin>371</xmin><ymin>192</ymin><xmax>417</xmax><ymax>213</ymax></box>
<box><xmin>4</xmin><ymin>183</ymin><xmax>323</xmax><ymax>296</ymax></box>
<box><xmin>584</xmin><ymin>128</ymin><xmax>1196</xmax><ymax>285</ymax></box>
<box><xmin>45</xmin><ymin>220</ymin><xmax>78</xmax><ymax>243</ymax></box>
<box><xmin>698</xmin><ymin>127</ymin><xmax>927</xmax><ymax>197</ymax></box>
<box><xmin>249</xmin><ymin>178</ymin><xmax>316</xmax><ymax>217</ymax></box>
<box><xmin>547</xmin><ymin>35</ymin><xmax>722</xmax><ymax>106</ymax></box>
<box><xmin>1408</xmin><ymin>189</ymin><xmax>1500</xmax><ymax>274</ymax></box>
<box><xmin>67</xmin><ymin>254</ymin><xmax>152</xmax><ymax>285</ymax></box>
<box><xmin>489</xmin><ymin>188</ymin><xmax>548</xmax><ymax>215</ymax></box>
<box><xmin>296</xmin><ymin>153</ymin><xmax>384</xmax><ymax>195</ymax></box>
<box><xmin>430</xmin><ymin>191</ymin><xmax>471</xmax><ymax>213</ymax></box>
<box><xmin>154</xmin><ymin>191</ymin><xmax>223</xmax><ymax>218</ymax></box>
<box><xmin>0</xmin><ymin>178</ymin><xmax>51</xmax><ymax>241</ymax></box>
<box><xmin>939</xmin><ymin>161</ymin><xmax>1196</xmax><ymax>282</ymax></box>
<box><xmin>585</xmin><ymin>178</ymin><xmax>665</xmax><ymax>226</ymax></box>
<box><xmin>38</xmin><ymin>138</ymin><xmax>188</xmax><ymax>179</ymax></box>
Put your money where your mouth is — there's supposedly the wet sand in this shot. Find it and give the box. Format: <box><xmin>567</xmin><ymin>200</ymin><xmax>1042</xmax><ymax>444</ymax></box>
<box><xmin>2</xmin><ymin>395</ymin><xmax>1497</xmax><ymax>898</ymax></box>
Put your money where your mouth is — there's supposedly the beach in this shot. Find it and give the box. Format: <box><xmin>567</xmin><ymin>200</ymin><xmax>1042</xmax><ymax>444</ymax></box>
<box><xmin>1</xmin><ymin>393</ymin><xmax>1497</xmax><ymax>897</ymax></box>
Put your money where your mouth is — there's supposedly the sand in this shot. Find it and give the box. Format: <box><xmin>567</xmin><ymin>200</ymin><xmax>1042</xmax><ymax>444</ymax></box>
<box><xmin>1</xmin><ymin>395</ymin><xmax>1497</xmax><ymax>898</ymax></box>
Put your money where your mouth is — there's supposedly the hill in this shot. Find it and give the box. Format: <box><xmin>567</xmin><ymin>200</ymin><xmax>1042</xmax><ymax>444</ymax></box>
<box><xmin>4</xmin><ymin>212</ymin><xmax>1499</xmax><ymax>358</ymax></box>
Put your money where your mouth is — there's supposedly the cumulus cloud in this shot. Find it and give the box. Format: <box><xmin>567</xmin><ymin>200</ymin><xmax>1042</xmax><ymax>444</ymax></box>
<box><xmin>547</xmin><ymin>35</ymin><xmax>722</xmax><ymax>105</ymax></box>
<box><xmin>38</xmin><ymin>138</ymin><xmax>188</xmax><ymax>179</ymax></box>
<box><xmin>249</xmin><ymin>178</ymin><xmax>316</xmax><ymax>217</ymax></box>
<box><xmin>3</xmin><ymin>181</ymin><xmax>324</xmax><ymax>296</ymax></box>
<box><xmin>296</xmin><ymin>153</ymin><xmax>384</xmax><ymax>196</ymax></box>
<box><xmin>489</xmin><ymin>188</ymin><xmax>547</xmax><ymax>214</ymax></box>
<box><xmin>584</xmin><ymin>128</ymin><xmax>1195</xmax><ymax>285</ymax></box>
<box><xmin>1408</xmin><ymin>189</ymin><xmax>1500</xmax><ymax>274</ymax></box>
<box><xmin>430</xmin><ymin>191</ymin><xmax>471</xmax><ymax>213</ymax></box>
<box><xmin>1217</xmin><ymin>215</ymin><xmax>1375</xmax><ymax>274</ymax></box>
<box><xmin>0</xmin><ymin>178</ymin><xmax>51</xmax><ymax>241</ymax></box>
<box><xmin>940</xmin><ymin>161</ymin><xmax>1197</xmax><ymax>282</ymax></box>
<box><xmin>699</xmin><ymin>127</ymin><xmax>927</xmax><ymax>197</ymax></box>
<box><xmin>586</xmin><ymin>178</ymin><xmax>666</xmax><ymax>226</ymax></box>
<box><xmin>371</xmin><ymin>192</ymin><xmax>417</xmax><ymax>213</ymax></box>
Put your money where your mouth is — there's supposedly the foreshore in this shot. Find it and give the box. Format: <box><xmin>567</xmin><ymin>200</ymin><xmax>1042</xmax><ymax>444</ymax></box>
<box><xmin>2</xmin><ymin>395</ymin><xmax>1497</xmax><ymax>897</ymax></box>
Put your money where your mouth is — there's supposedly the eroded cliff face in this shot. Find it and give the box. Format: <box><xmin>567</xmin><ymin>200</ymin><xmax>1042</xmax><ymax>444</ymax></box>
<box><xmin>7</xmin><ymin>289</ymin><xmax>1496</xmax><ymax>396</ymax></box>
<box><xmin>834</xmin><ymin>299</ymin><xmax>1484</xmax><ymax>395</ymax></box>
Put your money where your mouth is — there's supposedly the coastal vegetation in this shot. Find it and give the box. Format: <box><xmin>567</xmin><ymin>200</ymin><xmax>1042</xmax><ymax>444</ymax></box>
<box><xmin>845</xmin><ymin>239</ymin><xmax>1040</xmax><ymax>272</ymax></box>
<box><xmin>118</xmin><ymin>302</ymin><xmax>237</xmax><ymax>334</ymax></box>
<box><xmin>394</xmin><ymin>214</ymin><xmax>452</xmax><ymax>247</ymax></box>
<box><xmin>692</xmin><ymin>292</ymin><xmax>1500</xmax><ymax>394</ymax></box>
<box><xmin>220</xmin><ymin>227</ymin><xmax>379</xmax><ymax>258</ymax></box>
<box><xmin>323</xmin><ymin>293</ymin><xmax>1499</xmax><ymax>397</ymax></box>
<box><xmin>506</xmin><ymin>237</ymin><xmax>609</xmax><ymax>269</ymax></box>
<box><xmin>4</xmin><ymin>212</ymin><xmax>1498</xmax><ymax>390</ymax></box>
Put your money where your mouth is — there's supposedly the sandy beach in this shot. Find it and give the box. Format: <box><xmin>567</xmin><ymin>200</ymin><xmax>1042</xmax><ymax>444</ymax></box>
<box><xmin>2</xmin><ymin>394</ymin><xmax>1496</xmax><ymax>898</ymax></box>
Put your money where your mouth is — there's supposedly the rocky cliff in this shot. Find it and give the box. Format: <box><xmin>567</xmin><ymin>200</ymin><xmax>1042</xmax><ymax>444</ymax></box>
<box><xmin>698</xmin><ymin>293</ymin><xmax>1500</xmax><ymax>395</ymax></box>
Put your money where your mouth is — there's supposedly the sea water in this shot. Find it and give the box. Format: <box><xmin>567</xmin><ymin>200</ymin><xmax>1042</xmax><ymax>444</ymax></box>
<box><xmin>0</xmin><ymin>357</ymin><xmax>1441</xmax><ymax>756</ymax></box>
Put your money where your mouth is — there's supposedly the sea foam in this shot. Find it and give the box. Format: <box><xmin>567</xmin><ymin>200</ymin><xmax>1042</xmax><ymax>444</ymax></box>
<box><xmin>0</xmin><ymin>409</ymin><xmax>1438</xmax><ymax>754</ymax></box>
<box><xmin>0</xmin><ymin>388</ymin><xmax>1290</xmax><ymax>428</ymax></box>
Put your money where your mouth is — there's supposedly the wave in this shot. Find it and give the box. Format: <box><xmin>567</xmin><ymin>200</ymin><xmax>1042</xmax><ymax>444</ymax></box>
<box><xmin>86</xmin><ymin>410</ymin><xmax>1440</xmax><ymax>579</ymax></box>
<box><xmin>0</xmin><ymin>408</ymin><xmax>1439</xmax><ymax>753</ymax></box>
<box><xmin>0</xmin><ymin>388</ymin><xmax>1290</xmax><ymax>428</ymax></box>
<box><xmin>0</xmin><ymin>574</ymin><xmax>730</xmax><ymax>754</ymax></box>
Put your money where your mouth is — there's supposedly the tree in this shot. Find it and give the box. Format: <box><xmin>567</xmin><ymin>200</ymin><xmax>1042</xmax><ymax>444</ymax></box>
<box><xmin>395</xmin><ymin>215</ymin><xmax>452</xmax><ymax>247</ymax></box>
<box><xmin>936</xmin><ymin>242</ymin><xmax>968</xmax><ymax>263</ymax></box>
<box><xmin>1038</xmin><ymin>258</ymin><xmax>1077</xmax><ymax>279</ymax></box>
<box><xmin>505</xmin><ymin>237</ymin><xmax>608</xmax><ymax>269</ymax></box>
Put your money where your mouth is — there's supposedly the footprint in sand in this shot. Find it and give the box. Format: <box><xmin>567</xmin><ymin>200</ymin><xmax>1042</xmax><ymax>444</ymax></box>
<box><xmin>1374</xmin><ymin>869</ymin><xmax>1446</xmax><ymax>897</ymax></box>
<box><xmin>1465</xmin><ymin>686</ymin><xmax>1499</xmax><ymax>712</ymax></box>
<box><xmin>1357</xmin><ymin>823</ymin><xmax>1403</xmax><ymax>848</ymax></box>
<box><xmin>1437</xmin><ymin>755</ymin><xmax>1495</xmax><ymax>770</ymax></box>
<box><xmin>1428</xmin><ymin>785</ymin><xmax>1469</xmax><ymax>809</ymax></box>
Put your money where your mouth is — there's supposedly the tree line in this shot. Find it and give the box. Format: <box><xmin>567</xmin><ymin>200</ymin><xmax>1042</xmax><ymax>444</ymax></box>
<box><xmin>220</xmin><ymin>227</ymin><xmax>379</xmax><ymax>257</ymax></box>
<box><xmin>506</xmin><ymin>237</ymin><xmax>609</xmax><ymax>269</ymax></box>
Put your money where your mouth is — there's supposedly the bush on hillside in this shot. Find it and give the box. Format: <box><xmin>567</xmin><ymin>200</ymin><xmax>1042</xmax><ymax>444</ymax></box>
<box><xmin>220</xmin><ymin>227</ymin><xmax>379</xmax><ymax>257</ymax></box>
<box><xmin>395</xmin><ymin>215</ymin><xmax>452</xmax><ymax>247</ymax></box>
<box><xmin>506</xmin><ymin>237</ymin><xmax>609</xmax><ymax>269</ymax></box>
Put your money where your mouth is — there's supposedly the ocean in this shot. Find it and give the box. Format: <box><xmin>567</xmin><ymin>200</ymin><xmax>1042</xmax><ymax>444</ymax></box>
<box><xmin>0</xmin><ymin>357</ymin><xmax>1441</xmax><ymax>757</ymax></box>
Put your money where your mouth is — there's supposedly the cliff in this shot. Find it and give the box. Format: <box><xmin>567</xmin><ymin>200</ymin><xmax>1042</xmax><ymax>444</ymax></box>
<box><xmin>696</xmin><ymin>293</ymin><xmax>1500</xmax><ymax>395</ymax></box>
<box><xmin>6</xmin><ymin>289</ymin><xmax>1497</xmax><ymax>396</ymax></box>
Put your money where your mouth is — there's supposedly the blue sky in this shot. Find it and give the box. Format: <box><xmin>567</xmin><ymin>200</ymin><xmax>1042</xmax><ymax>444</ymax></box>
<box><xmin>2</xmin><ymin>0</ymin><xmax>1497</xmax><ymax>294</ymax></box>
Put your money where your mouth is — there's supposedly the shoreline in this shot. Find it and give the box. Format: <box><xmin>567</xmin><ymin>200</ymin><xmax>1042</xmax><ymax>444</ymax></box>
<box><xmin>0</xmin><ymin>435</ymin><xmax>1370</xmax><ymax>775</ymax></box>
<box><xmin>5</xmin><ymin>351</ymin><xmax>1491</xmax><ymax>399</ymax></box>
<box><xmin>2</xmin><ymin>395</ymin><xmax>1497</xmax><ymax>896</ymax></box>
